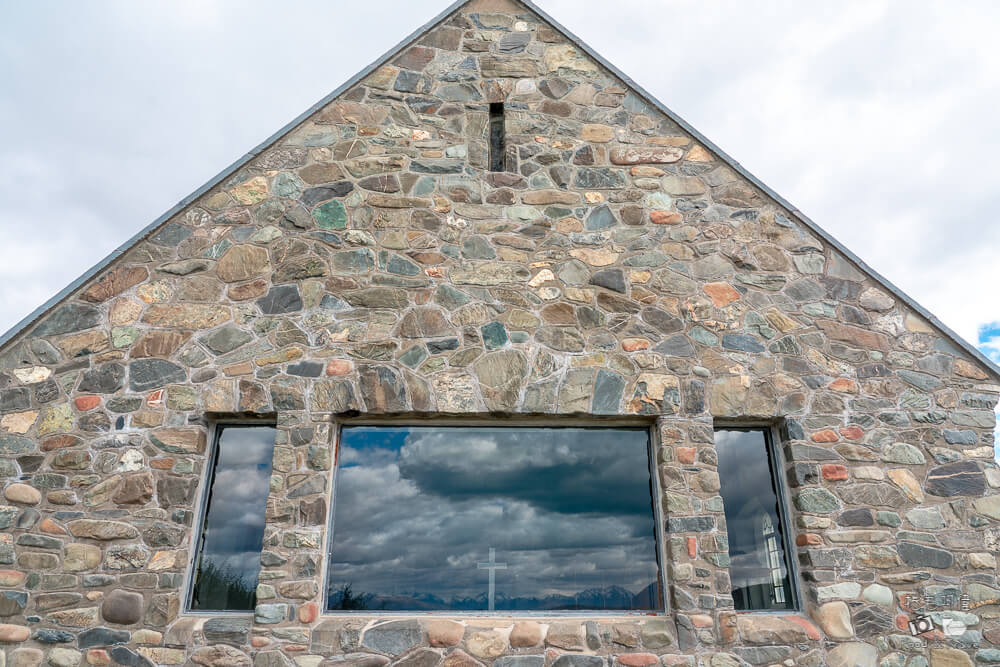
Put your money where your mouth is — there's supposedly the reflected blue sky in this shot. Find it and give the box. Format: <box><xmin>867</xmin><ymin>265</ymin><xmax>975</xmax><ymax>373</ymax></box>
<box><xmin>327</xmin><ymin>426</ymin><xmax>661</xmax><ymax>612</ymax></box>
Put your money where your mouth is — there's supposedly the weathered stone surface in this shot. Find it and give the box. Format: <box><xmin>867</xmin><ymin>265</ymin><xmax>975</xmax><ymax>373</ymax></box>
<box><xmin>100</xmin><ymin>590</ymin><xmax>143</xmax><ymax>625</ymax></box>
<box><xmin>361</xmin><ymin>621</ymin><xmax>422</xmax><ymax>656</ymax></box>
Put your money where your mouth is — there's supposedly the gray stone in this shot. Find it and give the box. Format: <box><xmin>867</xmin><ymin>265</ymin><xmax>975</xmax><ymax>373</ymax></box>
<box><xmin>128</xmin><ymin>359</ymin><xmax>186</xmax><ymax>392</ymax></box>
<box><xmin>200</xmin><ymin>326</ymin><xmax>253</xmax><ymax>355</ymax></box>
<box><xmin>203</xmin><ymin>617</ymin><xmax>251</xmax><ymax>645</ymax></box>
<box><xmin>722</xmin><ymin>334</ymin><xmax>765</xmax><ymax>353</ymax></box>
<box><xmin>100</xmin><ymin>590</ymin><xmax>143</xmax><ymax>625</ymax></box>
<box><xmin>257</xmin><ymin>285</ymin><xmax>303</xmax><ymax>314</ymax></box>
<box><xmin>592</xmin><ymin>370</ymin><xmax>625</xmax><ymax>415</ymax></box>
<box><xmin>897</xmin><ymin>369</ymin><xmax>943</xmax><ymax>391</ymax></box>
<box><xmin>585</xmin><ymin>205</ymin><xmax>617</xmax><ymax>230</ymax></box>
<box><xmin>0</xmin><ymin>591</ymin><xmax>26</xmax><ymax>617</ymax></box>
<box><xmin>32</xmin><ymin>304</ymin><xmax>102</xmax><ymax>337</ymax></box>
<box><xmin>654</xmin><ymin>335</ymin><xmax>694</xmax><ymax>357</ymax></box>
<box><xmin>77</xmin><ymin>364</ymin><xmax>126</xmax><ymax>394</ymax></box>
<box><xmin>361</xmin><ymin>621</ymin><xmax>422</xmax><ymax>656</ymax></box>
<box><xmin>590</xmin><ymin>269</ymin><xmax>625</xmax><ymax>293</ymax></box>
<box><xmin>77</xmin><ymin>627</ymin><xmax>130</xmax><ymax>649</ymax></box>
<box><xmin>881</xmin><ymin>442</ymin><xmax>926</xmax><ymax>464</ymax></box>
<box><xmin>926</xmin><ymin>461</ymin><xmax>986</xmax><ymax>497</ymax></box>
<box><xmin>898</xmin><ymin>542</ymin><xmax>954</xmax><ymax>568</ymax></box>
<box><xmin>552</xmin><ymin>657</ymin><xmax>602</xmax><ymax>667</ymax></box>
<box><xmin>462</xmin><ymin>236</ymin><xmax>496</xmax><ymax>260</ymax></box>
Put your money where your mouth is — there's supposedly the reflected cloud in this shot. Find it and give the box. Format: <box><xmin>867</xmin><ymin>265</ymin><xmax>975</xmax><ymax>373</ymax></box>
<box><xmin>327</xmin><ymin>426</ymin><xmax>661</xmax><ymax>612</ymax></box>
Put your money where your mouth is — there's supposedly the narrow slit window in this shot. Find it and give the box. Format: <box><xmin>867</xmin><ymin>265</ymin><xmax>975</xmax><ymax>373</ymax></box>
<box><xmin>189</xmin><ymin>424</ymin><xmax>276</xmax><ymax>612</ymax></box>
<box><xmin>489</xmin><ymin>102</ymin><xmax>505</xmax><ymax>172</ymax></box>
<box><xmin>715</xmin><ymin>428</ymin><xmax>797</xmax><ymax>611</ymax></box>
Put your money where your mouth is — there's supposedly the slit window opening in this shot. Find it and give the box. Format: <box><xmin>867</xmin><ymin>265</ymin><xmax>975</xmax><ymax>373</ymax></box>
<box><xmin>489</xmin><ymin>102</ymin><xmax>506</xmax><ymax>172</ymax></box>
<box><xmin>189</xmin><ymin>424</ymin><xmax>276</xmax><ymax>612</ymax></box>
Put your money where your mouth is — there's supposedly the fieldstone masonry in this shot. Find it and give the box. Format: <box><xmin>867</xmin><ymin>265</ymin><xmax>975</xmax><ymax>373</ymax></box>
<box><xmin>1</xmin><ymin>0</ymin><xmax>999</xmax><ymax>666</ymax></box>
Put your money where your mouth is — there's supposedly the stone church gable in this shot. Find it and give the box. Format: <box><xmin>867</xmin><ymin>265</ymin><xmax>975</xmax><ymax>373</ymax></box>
<box><xmin>0</xmin><ymin>1</ymin><xmax>998</xmax><ymax>666</ymax></box>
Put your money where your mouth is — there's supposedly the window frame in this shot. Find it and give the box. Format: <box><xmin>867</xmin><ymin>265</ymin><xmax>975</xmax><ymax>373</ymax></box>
<box><xmin>320</xmin><ymin>416</ymin><xmax>669</xmax><ymax>617</ymax></box>
<box><xmin>183</xmin><ymin>419</ymin><xmax>277</xmax><ymax>616</ymax></box>
<box><xmin>714</xmin><ymin>423</ymin><xmax>803</xmax><ymax>614</ymax></box>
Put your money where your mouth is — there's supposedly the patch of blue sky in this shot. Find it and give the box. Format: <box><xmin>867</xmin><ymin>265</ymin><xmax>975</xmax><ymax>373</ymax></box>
<box><xmin>980</xmin><ymin>323</ymin><xmax>1000</xmax><ymax>462</ymax></box>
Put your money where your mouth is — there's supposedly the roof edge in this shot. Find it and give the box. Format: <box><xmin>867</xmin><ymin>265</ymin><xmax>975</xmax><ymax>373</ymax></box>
<box><xmin>3</xmin><ymin>0</ymin><xmax>998</xmax><ymax>382</ymax></box>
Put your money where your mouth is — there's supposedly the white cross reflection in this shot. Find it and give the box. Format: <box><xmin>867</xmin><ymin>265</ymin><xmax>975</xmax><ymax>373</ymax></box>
<box><xmin>477</xmin><ymin>547</ymin><xmax>507</xmax><ymax>612</ymax></box>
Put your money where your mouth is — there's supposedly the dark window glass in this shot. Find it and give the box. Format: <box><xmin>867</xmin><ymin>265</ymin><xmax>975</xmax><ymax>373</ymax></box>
<box><xmin>190</xmin><ymin>425</ymin><xmax>275</xmax><ymax>611</ymax></box>
<box><xmin>715</xmin><ymin>428</ymin><xmax>795</xmax><ymax>611</ymax></box>
<box><xmin>327</xmin><ymin>426</ymin><xmax>662</xmax><ymax>613</ymax></box>
<box><xmin>489</xmin><ymin>103</ymin><xmax>506</xmax><ymax>172</ymax></box>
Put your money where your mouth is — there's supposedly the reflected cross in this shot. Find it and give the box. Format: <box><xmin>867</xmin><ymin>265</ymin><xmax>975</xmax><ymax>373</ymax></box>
<box><xmin>477</xmin><ymin>547</ymin><xmax>507</xmax><ymax>612</ymax></box>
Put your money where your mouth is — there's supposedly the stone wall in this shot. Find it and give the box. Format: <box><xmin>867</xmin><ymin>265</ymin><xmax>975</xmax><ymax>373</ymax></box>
<box><xmin>0</xmin><ymin>0</ymin><xmax>998</xmax><ymax>666</ymax></box>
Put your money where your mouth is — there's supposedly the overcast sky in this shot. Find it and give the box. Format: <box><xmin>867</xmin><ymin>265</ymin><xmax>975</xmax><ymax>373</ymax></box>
<box><xmin>1</xmin><ymin>0</ymin><xmax>998</xmax><ymax>373</ymax></box>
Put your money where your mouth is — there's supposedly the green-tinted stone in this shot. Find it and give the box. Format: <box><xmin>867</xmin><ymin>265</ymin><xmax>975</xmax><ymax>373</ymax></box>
<box><xmin>399</xmin><ymin>346</ymin><xmax>428</xmax><ymax>369</ymax></box>
<box><xmin>313</xmin><ymin>200</ymin><xmax>347</xmax><ymax>230</ymax></box>
<box><xmin>689</xmin><ymin>326</ymin><xmax>718</xmax><ymax>346</ymax></box>
<box><xmin>795</xmin><ymin>488</ymin><xmax>839</xmax><ymax>514</ymax></box>
<box><xmin>876</xmin><ymin>511</ymin><xmax>901</xmax><ymax>527</ymax></box>
<box><xmin>111</xmin><ymin>327</ymin><xmax>139</xmax><ymax>348</ymax></box>
<box><xmin>481</xmin><ymin>322</ymin><xmax>509</xmax><ymax>350</ymax></box>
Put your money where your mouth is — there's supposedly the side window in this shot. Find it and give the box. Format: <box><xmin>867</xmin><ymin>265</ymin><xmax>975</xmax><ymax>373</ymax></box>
<box><xmin>715</xmin><ymin>428</ymin><xmax>797</xmax><ymax>611</ymax></box>
<box><xmin>188</xmin><ymin>424</ymin><xmax>276</xmax><ymax>612</ymax></box>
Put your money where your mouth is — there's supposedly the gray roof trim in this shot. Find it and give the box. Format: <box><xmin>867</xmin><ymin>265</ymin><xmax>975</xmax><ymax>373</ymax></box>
<box><xmin>3</xmin><ymin>0</ymin><xmax>998</xmax><ymax>381</ymax></box>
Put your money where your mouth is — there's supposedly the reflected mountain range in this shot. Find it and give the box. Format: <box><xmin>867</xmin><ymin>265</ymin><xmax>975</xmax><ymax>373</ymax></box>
<box><xmin>328</xmin><ymin>582</ymin><xmax>660</xmax><ymax>612</ymax></box>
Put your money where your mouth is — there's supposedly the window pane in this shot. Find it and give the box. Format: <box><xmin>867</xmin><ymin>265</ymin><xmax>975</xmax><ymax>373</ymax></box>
<box><xmin>190</xmin><ymin>425</ymin><xmax>275</xmax><ymax>611</ymax></box>
<box><xmin>327</xmin><ymin>426</ymin><xmax>662</xmax><ymax>612</ymax></box>
<box><xmin>715</xmin><ymin>429</ymin><xmax>795</xmax><ymax>611</ymax></box>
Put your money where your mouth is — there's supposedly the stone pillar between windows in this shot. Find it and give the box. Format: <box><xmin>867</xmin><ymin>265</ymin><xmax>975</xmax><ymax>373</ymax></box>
<box><xmin>251</xmin><ymin>409</ymin><xmax>333</xmax><ymax>658</ymax></box>
<box><xmin>654</xmin><ymin>416</ymin><xmax>736</xmax><ymax>652</ymax></box>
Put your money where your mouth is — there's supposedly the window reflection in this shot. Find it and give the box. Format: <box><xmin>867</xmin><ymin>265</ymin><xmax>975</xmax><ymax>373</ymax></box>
<box><xmin>326</xmin><ymin>426</ymin><xmax>662</xmax><ymax>612</ymax></box>
<box><xmin>190</xmin><ymin>425</ymin><xmax>275</xmax><ymax>611</ymax></box>
<box><xmin>715</xmin><ymin>428</ymin><xmax>795</xmax><ymax>611</ymax></box>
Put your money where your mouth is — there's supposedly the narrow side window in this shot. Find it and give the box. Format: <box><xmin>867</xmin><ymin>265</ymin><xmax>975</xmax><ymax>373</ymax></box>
<box><xmin>489</xmin><ymin>102</ymin><xmax>505</xmax><ymax>172</ymax></box>
<box><xmin>715</xmin><ymin>428</ymin><xmax>797</xmax><ymax>611</ymax></box>
<box><xmin>189</xmin><ymin>424</ymin><xmax>276</xmax><ymax>612</ymax></box>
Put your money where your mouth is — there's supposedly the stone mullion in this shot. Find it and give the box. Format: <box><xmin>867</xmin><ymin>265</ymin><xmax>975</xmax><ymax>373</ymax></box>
<box><xmin>251</xmin><ymin>410</ymin><xmax>331</xmax><ymax>655</ymax></box>
<box><xmin>655</xmin><ymin>416</ymin><xmax>734</xmax><ymax>653</ymax></box>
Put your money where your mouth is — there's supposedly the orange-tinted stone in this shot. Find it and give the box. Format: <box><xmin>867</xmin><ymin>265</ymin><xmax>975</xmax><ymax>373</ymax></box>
<box><xmin>39</xmin><ymin>519</ymin><xmax>66</xmax><ymax>535</ymax></box>
<box><xmin>81</xmin><ymin>266</ymin><xmax>149</xmax><ymax>303</ymax></box>
<box><xmin>250</xmin><ymin>637</ymin><xmax>269</xmax><ymax>649</ymax></box>
<box><xmin>622</xmin><ymin>338</ymin><xmax>650</xmax><ymax>352</ymax></box>
<box><xmin>895</xmin><ymin>614</ymin><xmax>910</xmax><ymax>631</ymax></box>
<box><xmin>822</xmin><ymin>464</ymin><xmax>849</xmax><ymax>481</ymax></box>
<box><xmin>796</xmin><ymin>533</ymin><xmax>823</xmax><ymax>546</ymax></box>
<box><xmin>145</xmin><ymin>390</ymin><xmax>164</xmax><ymax>408</ymax></box>
<box><xmin>782</xmin><ymin>615</ymin><xmax>821</xmax><ymax>641</ymax></box>
<box><xmin>703</xmin><ymin>282</ymin><xmax>741</xmax><ymax>307</ymax></box>
<box><xmin>650</xmin><ymin>210</ymin><xmax>682</xmax><ymax>225</ymax></box>
<box><xmin>42</xmin><ymin>435</ymin><xmax>82</xmax><ymax>452</ymax></box>
<box><xmin>840</xmin><ymin>425</ymin><xmax>864</xmax><ymax>440</ymax></box>
<box><xmin>74</xmin><ymin>396</ymin><xmax>101</xmax><ymax>412</ymax></box>
<box><xmin>687</xmin><ymin>536</ymin><xmax>697</xmax><ymax>559</ymax></box>
<box><xmin>87</xmin><ymin>649</ymin><xmax>111</xmax><ymax>666</ymax></box>
<box><xmin>828</xmin><ymin>378</ymin><xmax>858</xmax><ymax>393</ymax></box>
<box><xmin>811</xmin><ymin>429</ymin><xmax>839</xmax><ymax>443</ymax></box>
<box><xmin>617</xmin><ymin>654</ymin><xmax>658</xmax><ymax>666</ymax></box>
<box><xmin>227</xmin><ymin>278</ymin><xmax>269</xmax><ymax>301</ymax></box>
<box><xmin>326</xmin><ymin>360</ymin><xmax>353</xmax><ymax>376</ymax></box>
<box><xmin>676</xmin><ymin>447</ymin><xmax>696</xmax><ymax>464</ymax></box>
<box><xmin>150</xmin><ymin>458</ymin><xmax>174</xmax><ymax>470</ymax></box>
<box><xmin>297</xmin><ymin>602</ymin><xmax>318</xmax><ymax>624</ymax></box>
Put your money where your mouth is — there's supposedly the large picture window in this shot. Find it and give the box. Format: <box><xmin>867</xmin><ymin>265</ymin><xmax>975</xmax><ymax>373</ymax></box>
<box><xmin>188</xmin><ymin>424</ymin><xmax>276</xmax><ymax>612</ymax></box>
<box><xmin>325</xmin><ymin>425</ymin><xmax>662</xmax><ymax>613</ymax></box>
<box><xmin>715</xmin><ymin>428</ymin><xmax>796</xmax><ymax>611</ymax></box>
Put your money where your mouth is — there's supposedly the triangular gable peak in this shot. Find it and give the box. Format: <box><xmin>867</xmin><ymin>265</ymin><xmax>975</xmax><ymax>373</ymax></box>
<box><xmin>0</xmin><ymin>0</ymin><xmax>997</xmax><ymax>391</ymax></box>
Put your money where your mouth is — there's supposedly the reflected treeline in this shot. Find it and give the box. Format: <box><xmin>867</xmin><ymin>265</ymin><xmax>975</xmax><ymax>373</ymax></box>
<box><xmin>327</xmin><ymin>582</ymin><xmax>659</xmax><ymax>612</ymax></box>
<box><xmin>193</xmin><ymin>560</ymin><xmax>256</xmax><ymax>610</ymax></box>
